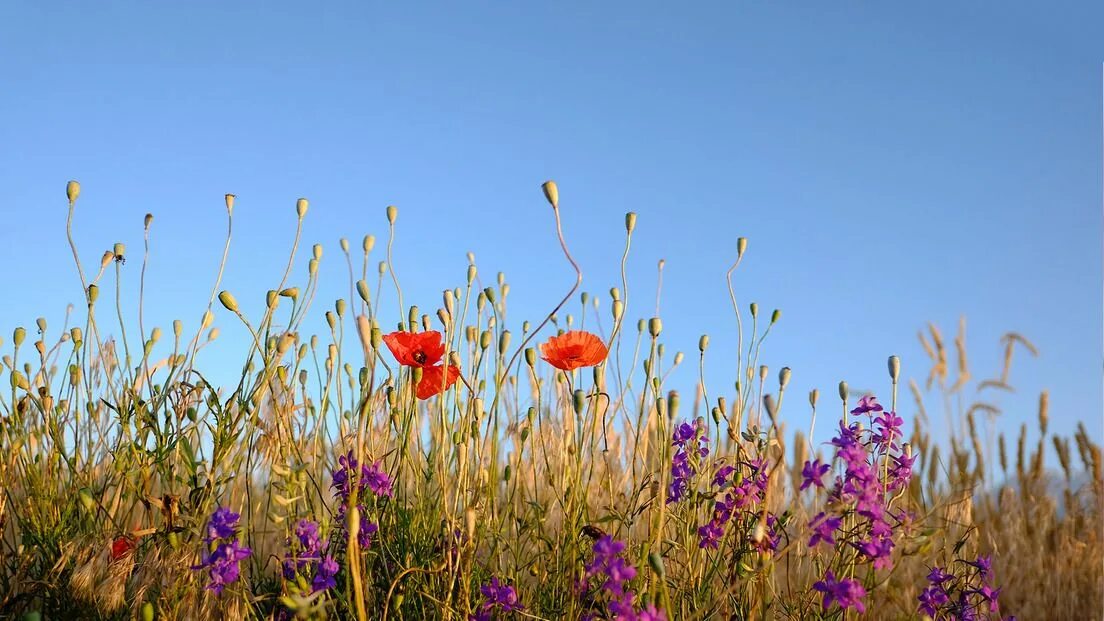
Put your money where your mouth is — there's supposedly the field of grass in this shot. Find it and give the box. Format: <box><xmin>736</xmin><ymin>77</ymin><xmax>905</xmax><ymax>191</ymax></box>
<box><xmin>0</xmin><ymin>180</ymin><xmax>1099</xmax><ymax>620</ymax></box>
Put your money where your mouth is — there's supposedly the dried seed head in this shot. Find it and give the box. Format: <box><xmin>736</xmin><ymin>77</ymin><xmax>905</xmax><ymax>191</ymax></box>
<box><xmin>144</xmin><ymin>212</ymin><xmax>153</xmax><ymax>228</ymax></box>
<box><xmin>296</xmin><ymin>198</ymin><xmax>309</xmax><ymax>218</ymax></box>
<box><xmin>698</xmin><ymin>335</ymin><xmax>710</xmax><ymax>352</ymax></box>
<box><xmin>648</xmin><ymin>317</ymin><xmax>662</xmax><ymax>337</ymax></box>
<box><xmin>66</xmin><ymin>180</ymin><xmax>81</xmax><ymax>205</ymax></box>
<box><xmin>779</xmin><ymin>366</ymin><xmax>791</xmax><ymax>389</ymax></box>
<box><xmin>736</xmin><ymin>237</ymin><xmax>747</xmax><ymax>257</ymax></box>
<box><xmin>225</xmin><ymin>193</ymin><xmax>235</xmax><ymax>213</ymax></box>
<box><xmin>541</xmin><ymin>180</ymin><xmax>559</xmax><ymax>209</ymax></box>
<box><xmin>625</xmin><ymin>212</ymin><xmax>637</xmax><ymax>233</ymax></box>
<box><xmin>101</xmin><ymin>251</ymin><xmax>115</xmax><ymax>268</ymax></box>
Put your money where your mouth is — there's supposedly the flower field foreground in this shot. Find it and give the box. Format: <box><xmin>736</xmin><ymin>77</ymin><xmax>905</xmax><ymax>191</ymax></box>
<box><xmin>0</xmin><ymin>180</ymin><xmax>1100</xmax><ymax>620</ymax></box>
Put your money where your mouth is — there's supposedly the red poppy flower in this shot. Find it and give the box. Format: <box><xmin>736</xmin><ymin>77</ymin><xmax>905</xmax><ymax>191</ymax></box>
<box><xmin>416</xmin><ymin>364</ymin><xmax>461</xmax><ymax>400</ymax></box>
<box><xmin>110</xmin><ymin>535</ymin><xmax>134</xmax><ymax>561</ymax></box>
<box><xmin>382</xmin><ymin>330</ymin><xmax>446</xmax><ymax>368</ymax></box>
<box><xmin>539</xmin><ymin>330</ymin><xmax>608</xmax><ymax>371</ymax></box>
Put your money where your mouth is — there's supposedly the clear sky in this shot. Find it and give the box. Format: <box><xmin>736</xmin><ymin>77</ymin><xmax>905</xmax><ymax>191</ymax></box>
<box><xmin>2</xmin><ymin>2</ymin><xmax>1101</xmax><ymax>447</ymax></box>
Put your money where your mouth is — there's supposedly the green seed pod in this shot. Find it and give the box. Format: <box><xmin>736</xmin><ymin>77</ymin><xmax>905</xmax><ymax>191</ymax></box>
<box><xmin>498</xmin><ymin>330</ymin><xmax>511</xmax><ymax>356</ymax></box>
<box><xmin>520</xmin><ymin>426</ymin><xmax>530</xmax><ymax>443</ymax></box>
<box><xmin>340</xmin><ymin>237</ymin><xmax>350</xmax><ymax>253</ymax></box>
<box><xmin>296</xmin><ymin>198</ymin><xmax>309</xmax><ymax>218</ymax></box>
<box><xmin>698</xmin><ymin>334</ymin><xmax>710</xmax><ymax>352</ymax></box>
<box><xmin>66</xmin><ymin>179</ymin><xmax>81</xmax><ymax>205</ymax></box>
<box><xmin>266</xmin><ymin>290</ymin><xmax>278</xmax><ymax>309</ymax></box>
<box><xmin>504</xmin><ymin>464</ymin><xmax>511</xmax><ymax>481</ymax></box>
<box><xmin>35</xmin><ymin>318</ymin><xmax>46</xmax><ymax>333</ymax></box>
<box><xmin>541</xmin><ymin>180</ymin><xmax>559</xmax><ymax>209</ymax></box>
<box><xmin>78</xmin><ymin>488</ymin><xmax>95</xmax><ymax>512</ymax></box>
<box><xmin>667</xmin><ymin>390</ymin><xmax>680</xmax><ymax>418</ymax></box>
<box><xmin>218</xmin><ymin>291</ymin><xmax>239</xmax><ymax>313</ymax></box>
<box><xmin>838</xmin><ymin>381</ymin><xmax>849</xmax><ymax>402</ymax></box>
<box><xmin>484</xmin><ymin>287</ymin><xmax>497</xmax><ymax>305</ymax></box>
<box><xmin>759</xmin><ymin>365</ymin><xmax>768</xmax><ymax>381</ymax></box>
<box><xmin>386</xmin><ymin>205</ymin><xmax>398</xmax><ymax>224</ymax></box>
<box><xmin>141</xmin><ymin>602</ymin><xmax>155</xmax><ymax>621</ymax></box>
<box><xmin>712</xmin><ymin>406</ymin><xmax>722</xmax><ymax>425</ymax></box>
<box><xmin>412</xmin><ymin>366</ymin><xmax>424</xmax><ymax>385</ymax></box>
<box><xmin>779</xmin><ymin>366</ymin><xmax>791</xmax><ymax>389</ymax></box>
<box><xmin>224</xmin><ymin>194</ymin><xmax>235</xmax><ymax>213</ymax></box>
<box><xmin>524</xmin><ymin>347</ymin><xmax>536</xmax><ymax>367</ymax></box>
<box><xmin>888</xmin><ymin>355</ymin><xmax>901</xmax><ymax>382</ymax></box>
<box><xmin>749</xmin><ymin>302</ymin><xmax>758</xmax><ymax>318</ymax></box>
<box><xmin>612</xmin><ymin>300</ymin><xmax>624</xmax><ymax>320</ymax></box>
<box><xmin>172</xmin><ymin>320</ymin><xmax>182</xmax><ymax>338</ymax></box>
<box><xmin>113</xmin><ymin>242</ymin><xmax>125</xmax><ymax>257</ymax></box>
<box><xmin>770</xmin><ymin>309</ymin><xmax>781</xmax><ymax>324</ymax></box>
<box><xmin>13</xmin><ymin>327</ymin><xmax>25</xmax><ymax>347</ymax></box>
<box><xmin>467</xmin><ymin>264</ymin><xmax>477</xmax><ymax>285</ymax></box>
<box><xmin>378</xmin><ymin>260</ymin><xmax>387</xmax><ymax>276</ymax></box>
<box><xmin>10</xmin><ymin>371</ymin><xmax>28</xmax><ymax>390</ymax></box>
<box><xmin>87</xmin><ymin>284</ymin><xmax>99</xmax><ymax>304</ymax></box>
<box><xmin>737</xmin><ymin>237</ymin><xmax>747</xmax><ymax>257</ymax></box>
<box><xmin>335</xmin><ymin>299</ymin><xmax>347</xmax><ymax>317</ymax></box>
<box><xmin>406</xmin><ymin>306</ymin><xmax>418</xmax><ymax>331</ymax></box>
<box><xmin>655</xmin><ymin>397</ymin><xmax>667</xmax><ymax>419</ymax></box>
<box><xmin>648</xmin><ymin>317</ymin><xmax>662</xmax><ymax>337</ymax></box>
<box><xmin>479</xmin><ymin>330</ymin><xmax>492</xmax><ymax>351</ymax></box>
<box><xmin>648</xmin><ymin>552</ymin><xmax>666</xmax><ymax>579</ymax></box>
<box><xmin>573</xmin><ymin>389</ymin><xmax>585</xmax><ymax>415</ymax></box>
<box><xmin>71</xmin><ymin>327</ymin><xmax>83</xmax><ymax>344</ymax></box>
<box><xmin>637</xmin><ymin>318</ymin><xmax>646</xmax><ymax>333</ymax></box>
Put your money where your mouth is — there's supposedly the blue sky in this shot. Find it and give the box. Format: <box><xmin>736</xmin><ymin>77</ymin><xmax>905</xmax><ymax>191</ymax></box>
<box><xmin>2</xmin><ymin>2</ymin><xmax>1101</xmax><ymax>447</ymax></box>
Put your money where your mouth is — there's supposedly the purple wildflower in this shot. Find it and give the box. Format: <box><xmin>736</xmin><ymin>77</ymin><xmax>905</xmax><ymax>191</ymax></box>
<box><xmin>470</xmin><ymin>576</ymin><xmax>522</xmax><ymax>620</ymax></box>
<box><xmin>800</xmin><ymin>459</ymin><xmax>830</xmax><ymax>491</ymax></box>
<box><xmin>807</xmin><ymin>512</ymin><xmax>841</xmax><ymax>548</ymax></box>
<box><xmin>850</xmin><ymin>394</ymin><xmax>883</xmax><ymax>416</ymax></box>
<box><xmin>193</xmin><ymin>507</ymin><xmax>251</xmax><ymax>596</ymax></box>
<box><xmin>312</xmin><ymin>555</ymin><xmax>339</xmax><ymax>593</ymax></box>
<box><xmin>813</xmin><ymin>570</ymin><xmax>867</xmax><ymax>614</ymax></box>
<box><xmin>667</xmin><ymin>419</ymin><xmax>708</xmax><ymax>504</ymax></box>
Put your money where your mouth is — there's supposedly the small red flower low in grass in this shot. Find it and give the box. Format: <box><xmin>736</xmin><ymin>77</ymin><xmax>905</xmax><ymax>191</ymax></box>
<box><xmin>110</xmin><ymin>535</ymin><xmax>134</xmax><ymax>561</ymax></box>
<box><xmin>383</xmin><ymin>330</ymin><xmax>461</xmax><ymax>399</ymax></box>
<box><xmin>540</xmin><ymin>330</ymin><xmax>608</xmax><ymax>371</ymax></box>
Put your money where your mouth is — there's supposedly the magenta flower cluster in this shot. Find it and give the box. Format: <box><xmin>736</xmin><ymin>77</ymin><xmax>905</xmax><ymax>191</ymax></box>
<box><xmin>282</xmin><ymin>519</ymin><xmax>339</xmax><ymax>593</ymax></box>
<box><xmin>579</xmin><ymin>536</ymin><xmax>666</xmax><ymax>621</ymax></box>
<box><xmin>668</xmin><ymin>418</ymin><xmax>709</xmax><ymax>504</ymax></box>
<box><xmin>697</xmin><ymin>456</ymin><xmax>777</xmax><ymax>553</ymax></box>
<box><xmin>470</xmin><ymin>576</ymin><xmax>523</xmax><ymax>621</ymax></box>
<box><xmin>332</xmin><ymin>450</ymin><xmax>393</xmax><ymax>548</ymax></box>
<box><xmin>192</xmin><ymin>506</ymin><xmax>252</xmax><ymax>596</ymax></box>
<box><xmin>802</xmin><ymin>395</ymin><xmax>917</xmax><ymax>614</ymax></box>
<box><xmin>918</xmin><ymin>556</ymin><xmax>1014</xmax><ymax>620</ymax></box>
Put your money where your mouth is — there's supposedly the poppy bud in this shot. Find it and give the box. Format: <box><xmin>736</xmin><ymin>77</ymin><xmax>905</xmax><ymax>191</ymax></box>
<box><xmin>779</xmin><ymin>367</ymin><xmax>791</xmax><ymax>389</ymax></box>
<box><xmin>636</xmin><ymin>318</ymin><xmax>645</xmax><ymax>333</ymax></box>
<box><xmin>281</xmin><ymin>287</ymin><xmax>300</xmax><ymax>299</ymax></box>
<box><xmin>809</xmin><ymin>388</ymin><xmax>819</xmax><ymax>408</ymax></box>
<box><xmin>667</xmin><ymin>390</ymin><xmax>680</xmax><ymax>418</ymax></box>
<box><xmin>467</xmin><ymin>265</ymin><xmax>477</xmax><ymax>284</ymax></box>
<box><xmin>541</xmin><ymin>180</ymin><xmax>559</xmax><ymax>209</ymax></box>
<box><xmin>113</xmin><ymin>242</ymin><xmax>125</xmax><ymax>258</ymax></box>
<box><xmin>525</xmin><ymin>347</ymin><xmax>536</xmax><ymax>367</ymax></box>
<box><xmin>610</xmin><ymin>287</ymin><xmax>621</xmax><ymax>301</ymax></box>
<box><xmin>386</xmin><ymin>205</ymin><xmax>397</xmax><ymax>224</ymax></box>
<box><xmin>407</xmin><ymin>306</ymin><xmax>419</xmax><ymax>331</ymax></box>
<box><xmin>770</xmin><ymin>309</ymin><xmax>781</xmax><ymax>324</ymax></box>
<box><xmin>625</xmin><ymin>212</ymin><xmax>637</xmax><ymax>234</ymax></box>
<box><xmin>888</xmin><ymin>355</ymin><xmax>900</xmax><ymax>382</ymax></box>
<box><xmin>648</xmin><ymin>552</ymin><xmax>666</xmax><ymax>579</ymax></box>
<box><xmin>759</xmin><ymin>365</ymin><xmax>768</xmax><ymax>382</ymax></box>
<box><xmin>71</xmin><ymin>327</ymin><xmax>83</xmax><ymax>344</ymax></box>
<box><xmin>13</xmin><ymin>327</ymin><xmax>25</xmax><ymax>347</ymax></box>
<box><xmin>655</xmin><ymin>397</ymin><xmax>667</xmax><ymax>419</ymax></box>
<box><xmin>225</xmin><ymin>193</ymin><xmax>235</xmax><ymax>213</ymax></box>
<box><xmin>151</xmin><ymin>327</ymin><xmax>162</xmax><ymax>343</ymax></box>
<box><xmin>484</xmin><ymin>287</ymin><xmax>497</xmax><ymax>305</ymax></box>
<box><xmin>296</xmin><ymin>198</ymin><xmax>309</xmax><ymax>218</ymax></box>
<box><xmin>363</xmin><ymin>234</ymin><xmax>375</xmax><ymax>253</ymax></box>
<box><xmin>378</xmin><ymin>261</ymin><xmax>387</xmax><ymax>276</ymax></box>
<box><xmin>201</xmin><ymin>310</ymin><xmax>214</xmax><ymax>329</ymax></box>
<box><xmin>612</xmin><ymin>300</ymin><xmax>624</xmax><ymax>321</ymax></box>
<box><xmin>100</xmin><ymin>251</ymin><xmax>114</xmax><ymax>268</ymax></box>
<box><xmin>218</xmin><ymin>291</ymin><xmax>239</xmax><ymax>313</ymax></box>
<box><xmin>144</xmin><ymin>213</ymin><xmax>153</xmax><ymax>229</ymax></box>
<box><xmin>838</xmin><ymin>381</ymin><xmax>849</xmax><ymax>402</ymax></box>
<box><xmin>10</xmin><ymin>371</ymin><xmax>28</xmax><ymax>390</ymax></box>
<box><xmin>648</xmin><ymin>317</ymin><xmax>662</xmax><ymax>337</ymax></box>
<box><xmin>312</xmin><ymin>244</ymin><xmax>322</xmax><ymax>261</ymax></box>
<box><xmin>340</xmin><ymin>238</ymin><xmax>349</xmax><ymax>253</ymax></box>
<box><xmin>737</xmin><ymin>237</ymin><xmax>747</xmax><ymax>257</ymax></box>
<box><xmin>699</xmin><ymin>335</ymin><xmax>710</xmax><ymax>352</ymax></box>
<box><xmin>266</xmin><ymin>290</ymin><xmax>278</xmax><ymax>309</ymax></box>
<box><xmin>309</xmin><ymin>259</ymin><xmax>318</xmax><ymax>276</ymax></box>
<box><xmin>66</xmin><ymin>180</ymin><xmax>81</xmax><ymax>205</ymax></box>
<box><xmin>141</xmin><ymin>602</ymin><xmax>155</xmax><ymax>621</ymax></box>
<box><xmin>498</xmin><ymin>330</ymin><xmax>511</xmax><ymax>356</ymax></box>
<box><xmin>749</xmin><ymin>302</ymin><xmax>758</xmax><ymax>318</ymax></box>
<box><xmin>325</xmin><ymin>312</ymin><xmax>336</xmax><ymax>330</ymax></box>
<box><xmin>479</xmin><ymin>330</ymin><xmax>492</xmax><ymax>351</ymax></box>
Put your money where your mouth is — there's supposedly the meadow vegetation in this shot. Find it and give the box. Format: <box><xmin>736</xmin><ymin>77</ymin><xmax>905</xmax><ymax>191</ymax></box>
<box><xmin>0</xmin><ymin>180</ymin><xmax>1099</xmax><ymax>620</ymax></box>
